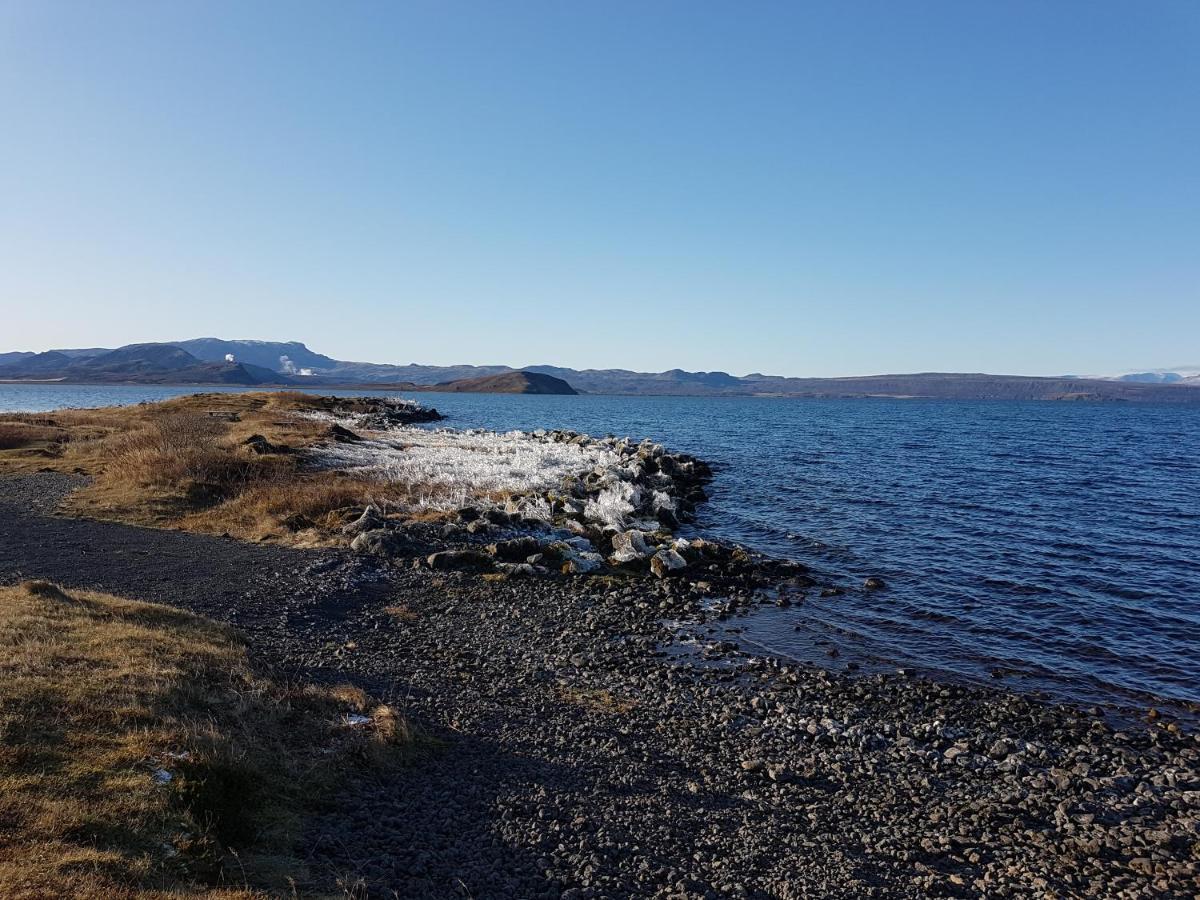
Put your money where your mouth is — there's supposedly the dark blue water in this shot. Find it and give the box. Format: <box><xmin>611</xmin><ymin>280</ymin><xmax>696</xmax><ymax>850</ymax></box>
<box><xmin>3</xmin><ymin>384</ymin><xmax>1198</xmax><ymax>712</ymax></box>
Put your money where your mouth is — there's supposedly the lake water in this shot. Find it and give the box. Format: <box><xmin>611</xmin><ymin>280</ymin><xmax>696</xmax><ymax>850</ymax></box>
<box><xmin>3</xmin><ymin>383</ymin><xmax>1199</xmax><ymax>714</ymax></box>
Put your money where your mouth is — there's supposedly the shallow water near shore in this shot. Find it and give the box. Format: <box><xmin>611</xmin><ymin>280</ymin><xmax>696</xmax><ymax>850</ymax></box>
<box><xmin>3</xmin><ymin>383</ymin><xmax>1199</xmax><ymax>714</ymax></box>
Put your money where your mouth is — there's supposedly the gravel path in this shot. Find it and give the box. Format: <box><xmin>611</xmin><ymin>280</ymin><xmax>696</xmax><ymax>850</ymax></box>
<box><xmin>1</xmin><ymin>474</ymin><xmax>1196</xmax><ymax>899</ymax></box>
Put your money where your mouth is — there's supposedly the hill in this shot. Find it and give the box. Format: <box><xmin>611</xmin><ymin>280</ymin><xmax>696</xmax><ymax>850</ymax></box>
<box><xmin>172</xmin><ymin>337</ymin><xmax>339</xmax><ymax>373</ymax></box>
<box><xmin>0</xmin><ymin>344</ymin><xmax>288</xmax><ymax>385</ymax></box>
<box><xmin>0</xmin><ymin>346</ymin><xmax>578</xmax><ymax>394</ymax></box>
<box><xmin>425</xmin><ymin>371</ymin><xmax>577</xmax><ymax>395</ymax></box>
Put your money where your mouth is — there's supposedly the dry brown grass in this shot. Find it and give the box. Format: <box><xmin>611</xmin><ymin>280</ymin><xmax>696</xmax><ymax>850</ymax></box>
<box><xmin>555</xmin><ymin>685</ymin><xmax>638</xmax><ymax>715</ymax></box>
<box><xmin>0</xmin><ymin>421</ymin><xmax>69</xmax><ymax>452</ymax></box>
<box><xmin>0</xmin><ymin>581</ymin><xmax>416</xmax><ymax>898</ymax></box>
<box><xmin>383</xmin><ymin>604</ymin><xmax>419</xmax><ymax>623</ymax></box>
<box><xmin>0</xmin><ymin>392</ymin><xmax>426</xmax><ymax>544</ymax></box>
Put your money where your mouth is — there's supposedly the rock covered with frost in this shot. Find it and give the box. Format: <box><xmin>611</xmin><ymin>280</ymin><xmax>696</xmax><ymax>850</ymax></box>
<box><xmin>610</xmin><ymin>530</ymin><xmax>652</xmax><ymax>564</ymax></box>
<box><xmin>313</xmin><ymin>409</ymin><xmax>720</xmax><ymax>578</ymax></box>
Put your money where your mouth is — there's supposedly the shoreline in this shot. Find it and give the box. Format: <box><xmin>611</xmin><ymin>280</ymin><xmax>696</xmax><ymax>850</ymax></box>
<box><xmin>0</xmin><ymin>395</ymin><xmax>1197</xmax><ymax>895</ymax></box>
<box><xmin>0</xmin><ymin>480</ymin><xmax>1197</xmax><ymax>894</ymax></box>
<box><xmin>1</xmin><ymin>390</ymin><xmax>1194</xmax><ymax>720</ymax></box>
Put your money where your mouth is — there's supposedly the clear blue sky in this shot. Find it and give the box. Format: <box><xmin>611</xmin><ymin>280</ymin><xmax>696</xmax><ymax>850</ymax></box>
<box><xmin>1</xmin><ymin>1</ymin><xmax>1196</xmax><ymax>376</ymax></box>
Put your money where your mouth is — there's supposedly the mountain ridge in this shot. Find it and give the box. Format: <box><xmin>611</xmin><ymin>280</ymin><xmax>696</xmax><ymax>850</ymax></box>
<box><xmin>4</xmin><ymin>338</ymin><xmax>1200</xmax><ymax>402</ymax></box>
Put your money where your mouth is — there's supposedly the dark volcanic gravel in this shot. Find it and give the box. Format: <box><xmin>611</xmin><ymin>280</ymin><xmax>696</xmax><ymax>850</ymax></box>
<box><xmin>0</xmin><ymin>471</ymin><xmax>90</xmax><ymax>512</ymax></box>
<box><xmin>1</xmin><ymin>474</ymin><xmax>1196</xmax><ymax>899</ymax></box>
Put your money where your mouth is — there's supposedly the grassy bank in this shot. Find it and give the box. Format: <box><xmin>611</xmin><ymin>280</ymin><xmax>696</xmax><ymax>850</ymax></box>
<box><xmin>0</xmin><ymin>581</ymin><xmax>413</xmax><ymax>898</ymax></box>
<box><xmin>0</xmin><ymin>392</ymin><xmax>423</xmax><ymax>544</ymax></box>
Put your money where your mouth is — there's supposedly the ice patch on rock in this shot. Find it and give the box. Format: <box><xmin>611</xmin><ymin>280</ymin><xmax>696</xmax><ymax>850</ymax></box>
<box><xmin>309</xmin><ymin>424</ymin><xmax>624</xmax><ymax>513</ymax></box>
<box><xmin>585</xmin><ymin>482</ymin><xmax>641</xmax><ymax>530</ymax></box>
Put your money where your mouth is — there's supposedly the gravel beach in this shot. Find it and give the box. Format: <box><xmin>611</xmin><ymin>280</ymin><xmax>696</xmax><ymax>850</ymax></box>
<box><xmin>1</xmin><ymin>472</ymin><xmax>1196</xmax><ymax>898</ymax></box>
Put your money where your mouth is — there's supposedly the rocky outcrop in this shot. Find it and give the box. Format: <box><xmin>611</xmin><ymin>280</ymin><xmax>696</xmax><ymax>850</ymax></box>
<box><xmin>324</xmin><ymin>396</ymin><xmax>443</xmax><ymax>427</ymax></box>
<box><xmin>326</xmin><ymin>417</ymin><xmax>817</xmax><ymax>602</ymax></box>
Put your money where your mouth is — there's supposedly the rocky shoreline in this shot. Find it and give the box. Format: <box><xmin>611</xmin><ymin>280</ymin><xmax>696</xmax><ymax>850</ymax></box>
<box><xmin>0</xmin><ymin>408</ymin><xmax>1197</xmax><ymax>897</ymax></box>
<box><xmin>313</xmin><ymin>406</ymin><xmax>817</xmax><ymax>601</ymax></box>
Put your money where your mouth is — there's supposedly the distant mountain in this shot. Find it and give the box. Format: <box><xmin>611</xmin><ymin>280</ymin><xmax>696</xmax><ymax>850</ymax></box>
<box><xmin>170</xmin><ymin>339</ymin><xmax>515</xmax><ymax>383</ymax></box>
<box><xmin>1116</xmin><ymin>372</ymin><xmax>1186</xmax><ymax>384</ymax></box>
<box><xmin>4</xmin><ymin>351</ymin><xmax>75</xmax><ymax>372</ymax></box>
<box><xmin>719</xmin><ymin>372</ymin><xmax>1200</xmax><ymax>402</ymax></box>
<box><xmin>46</xmin><ymin>347</ymin><xmax>110</xmax><ymax>359</ymax></box>
<box><xmin>0</xmin><ymin>343</ymin><xmax>287</xmax><ymax>385</ymax></box>
<box><xmin>0</xmin><ymin>344</ymin><xmax>573</xmax><ymax>394</ymax></box>
<box><xmin>86</xmin><ymin>343</ymin><xmax>199</xmax><ymax>373</ymax></box>
<box><xmin>172</xmin><ymin>338</ymin><xmax>339</xmax><ymax>373</ymax></box>
<box><xmin>521</xmin><ymin>365</ymin><xmax>743</xmax><ymax>394</ymax></box>
<box><xmin>320</xmin><ymin>360</ymin><xmax>516</xmax><ymax>384</ymax></box>
<box><xmin>424</xmin><ymin>371</ymin><xmax>577</xmax><ymax>395</ymax></box>
<box><xmin>4</xmin><ymin>338</ymin><xmax>1200</xmax><ymax>401</ymax></box>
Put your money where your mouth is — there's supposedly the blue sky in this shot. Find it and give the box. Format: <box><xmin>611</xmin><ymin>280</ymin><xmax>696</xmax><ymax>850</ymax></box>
<box><xmin>1</xmin><ymin>1</ymin><xmax>1196</xmax><ymax>376</ymax></box>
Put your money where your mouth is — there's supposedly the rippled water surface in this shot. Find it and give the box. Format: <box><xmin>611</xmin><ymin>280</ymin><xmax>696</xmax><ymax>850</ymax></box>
<box><xmin>3</xmin><ymin>384</ymin><xmax>1198</xmax><ymax>711</ymax></box>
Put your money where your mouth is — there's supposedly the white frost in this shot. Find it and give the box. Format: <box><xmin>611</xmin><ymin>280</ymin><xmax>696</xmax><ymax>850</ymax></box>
<box><xmin>309</xmin><ymin>420</ymin><xmax>626</xmax><ymax>514</ymax></box>
<box><xmin>584</xmin><ymin>482</ymin><xmax>641</xmax><ymax>530</ymax></box>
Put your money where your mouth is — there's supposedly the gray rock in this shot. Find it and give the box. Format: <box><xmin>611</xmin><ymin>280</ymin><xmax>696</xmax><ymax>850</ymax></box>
<box><xmin>342</xmin><ymin>504</ymin><xmax>385</xmax><ymax>535</ymax></box>
<box><xmin>486</xmin><ymin>536</ymin><xmax>544</xmax><ymax>562</ymax></box>
<box><xmin>650</xmin><ymin>548</ymin><xmax>687</xmax><ymax>579</ymax></box>
<box><xmin>426</xmin><ymin>550</ymin><xmax>495</xmax><ymax>571</ymax></box>
<box><xmin>350</xmin><ymin>528</ymin><xmax>404</xmax><ymax>556</ymax></box>
<box><xmin>988</xmin><ymin>738</ymin><xmax>1018</xmax><ymax>759</ymax></box>
<box><xmin>611</xmin><ymin>530</ymin><xmax>652</xmax><ymax>564</ymax></box>
<box><xmin>561</xmin><ymin>551</ymin><xmax>605</xmax><ymax>575</ymax></box>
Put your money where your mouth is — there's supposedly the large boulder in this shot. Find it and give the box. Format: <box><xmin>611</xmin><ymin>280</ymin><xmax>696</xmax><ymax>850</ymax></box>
<box><xmin>650</xmin><ymin>548</ymin><xmax>688</xmax><ymax>579</ymax></box>
<box><xmin>342</xmin><ymin>504</ymin><xmax>385</xmax><ymax>536</ymax></box>
<box><xmin>426</xmin><ymin>550</ymin><xmax>495</xmax><ymax>572</ymax></box>
<box><xmin>486</xmin><ymin>536</ymin><xmax>544</xmax><ymax>562</ymax></box>
<box><xmin>610</xmin><ymin>529</ymin><xmax>652</xmax><ymax>564</ymax></box>
<box><xmin>561</xmin><ymin>551</ymin><xmax>605</xmax><ymax>575</ymax></box>
<box><xmin>350</xmin><ymin>528</ymin><xmax>406</xmax><ymax>557</ymax></box>
<box><xmin>242</xmin><ymin>434</ymin><xmax>294</xmax><ymax>455</ymax></box>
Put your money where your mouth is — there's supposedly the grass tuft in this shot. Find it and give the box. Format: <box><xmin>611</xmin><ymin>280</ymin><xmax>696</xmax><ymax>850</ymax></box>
<box><xmin>555</xmin><ymin>685</ymin><xmax>638</xmax><ymax>714</ymax></box>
